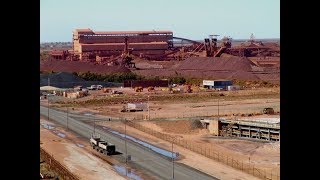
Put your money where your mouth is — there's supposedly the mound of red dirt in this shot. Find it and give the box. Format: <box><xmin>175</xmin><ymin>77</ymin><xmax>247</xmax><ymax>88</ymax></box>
<box><xmin>40</xmin><ymin>60</ymin><xmax>130</xmax><ymax>74</ymax></box>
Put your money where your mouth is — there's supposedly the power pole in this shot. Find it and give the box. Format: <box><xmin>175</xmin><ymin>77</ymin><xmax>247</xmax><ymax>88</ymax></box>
<box><xmin>67</xmin><ymin>107</ymin><xmax>69</xmax><ymax>130</ymax></box>
<box><xmin>124</xmin><ymin>118</ymin><xmax>128</xmax><ymax>177</ymax></box>
<box><xmin>47</xmin><ymin>97</ymin><xmax>49</xmax><ymax>121</ymax></box>
<box><xmin>172</xmin><ymin>140</ymin><xmax>175</xmax><ymax>179</ymax></box>
<box><xmin>148</xmin><ymin>96</ymin><xmax>150</xmax><ymax>120</ymax></box>
<box><xmin>93</xmin><ymin>116</ymin><xmax>95</xmax><ymax>135</ymax></box>
<box><xmin>218</xmin><ymin>97</ymin><xmax>220</xmax><ymax>120</ymax></box>
<box><xmin>125</xmin><ymin>118</ymin><xmax>127</xmax><ymax>163</ymax></box>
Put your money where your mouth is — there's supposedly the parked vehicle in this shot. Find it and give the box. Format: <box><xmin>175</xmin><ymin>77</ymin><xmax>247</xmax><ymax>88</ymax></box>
<box><xmin>88</xmin><ymin>85</ymin><xmax>97</xmax><ymax>90</ymax></box>
<box><xmin>121</xmin><ymin>103</ymin><xmax>147</xmax><ymax>112</ymax></box>
<box><xmin>96</xmin><ymin>85</ymin><xmax>103</xmax><ymax>90</ymax></box>
<box><xmin>263</xmin><ymin>107</ymin><xmax>275</xmax><ymax>114</ymax></box>
<box><xmin>111</xmin><ymin>90</ymin><xmax>123</xmax><ymax>94</ymax></box>
<box><xmin>74</xmin><ymin>86</ymin><xmax>83</xmax><ymax>91</ymax></box>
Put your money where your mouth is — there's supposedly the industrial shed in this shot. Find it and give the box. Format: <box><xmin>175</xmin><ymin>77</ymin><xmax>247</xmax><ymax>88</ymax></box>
<box><xmin>202</xmin><ymin>80</ymin><xmax>232</xmax><ymax>89</ymax></box>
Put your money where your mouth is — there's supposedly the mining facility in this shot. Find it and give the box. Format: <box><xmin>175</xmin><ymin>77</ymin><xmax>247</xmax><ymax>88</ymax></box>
<box><xmin>50</xmin><ymin>29</ymin><xmax>279</xmax><ymax>63</ymax></box>
<box><xmin>45</xmin><ymin>29</ymin><xmax>280</xmax><ymax>83</ymax></box>
<box><xmin>73</xmin><ymin>29</ymin><xmax>173</xmax><ymax>60</ymax></box>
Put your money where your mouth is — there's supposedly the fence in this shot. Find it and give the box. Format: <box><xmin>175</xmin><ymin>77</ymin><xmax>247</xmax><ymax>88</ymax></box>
<box><xmin>40</xmin><ymin>147</ymin><xmax>79</xmax><ymax>180</ymax></box>
<box><xmin>127</xmin><ymin>105</ymin><xmax>280</xmax><ymax>120</ymax></box>
<box><xmin>125</xmin><ymin>121</ymin><xmax>280</xmax><ymax>180</ymax></box>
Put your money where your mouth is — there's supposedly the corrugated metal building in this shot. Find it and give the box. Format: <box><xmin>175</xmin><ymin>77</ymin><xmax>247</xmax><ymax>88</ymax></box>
<box><xmin>203</xmin><ymin>80</ymin><xmax>232</xmax><ymax>89</ymax></box>
<box><xmin>73</xmin><ymin>29</ymin><xmax>173</xmax><ymax>61</ymax></box>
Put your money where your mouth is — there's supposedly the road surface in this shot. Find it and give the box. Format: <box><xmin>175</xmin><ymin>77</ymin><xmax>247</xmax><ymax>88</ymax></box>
<box><xmin>40</xmin><ymin>106</ymin><xmax>218</xmax><ymax>180</ymax></box>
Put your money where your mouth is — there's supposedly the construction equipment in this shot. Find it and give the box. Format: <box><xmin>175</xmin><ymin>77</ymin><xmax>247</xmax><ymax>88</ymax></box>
<box><xmin>119</xmin><ymin>36</ymin><xmax>136</xmax><ymax>68</ymax></box>
<box><xmin>134</xmin><ymin>86</ymin><xmax>143</xmax><ymax>92</ymax></box>
<box><xmin>147</xmin><ymin>86</ymin><xmax>155</xmax><ymax>92</ymax></box>
<box><xmin>102</xmin><ymin>88</ymin><xmax>111</xmax><ymax>93</ymax></box>
<box><xmin>185</xmin><ymin>84</ymin><xmax>193</xmax><ymax>93</ymax></box>
<box><xmin>263</xmin><ymin>107</ymin><xmax>275</xmax><ymax>114</ymax></box>
<box><xmin>111</xmin><ymin>90</ymin><xmax>123</xmax><ymax>94</ymax></box>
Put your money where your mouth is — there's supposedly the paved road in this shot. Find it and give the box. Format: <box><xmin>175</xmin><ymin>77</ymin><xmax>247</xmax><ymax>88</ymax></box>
<box><xmin>40</xmin><ymin>106</ymin><xmax>218</xmax><ymax>180</ymax></box>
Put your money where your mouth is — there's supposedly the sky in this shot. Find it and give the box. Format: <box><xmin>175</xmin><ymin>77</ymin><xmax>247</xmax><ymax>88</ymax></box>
<box><xmin>40</xmin><ymin>0</ymin><xmax>279</xmax><ymax>42</ymax></box>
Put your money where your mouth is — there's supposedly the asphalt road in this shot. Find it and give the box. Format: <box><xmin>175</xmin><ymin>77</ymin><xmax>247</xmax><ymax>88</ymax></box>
<box><xmin>40</xmin><ymin>106</ymin><xmax>218</xmax><ymax>180</ymax></box>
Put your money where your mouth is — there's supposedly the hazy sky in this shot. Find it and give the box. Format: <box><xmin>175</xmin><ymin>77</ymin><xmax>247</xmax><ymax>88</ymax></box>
<box><xmin>40</xmin><ymin>0</ymin><xmax>279</xmax><ymax>42</ymax></box>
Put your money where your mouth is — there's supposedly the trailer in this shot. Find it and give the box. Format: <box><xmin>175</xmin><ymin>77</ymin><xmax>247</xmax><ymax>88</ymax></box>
<box><xmin>98</xmin><ymin>141</ymin><xmax>116</xmax><ymax>155</ymax></box>
<box><xmin>125</xmin><ymin>103</ymin><xmax>147</xmax><ymax>112</ymax></box>
<box><xmin>90</xmin><ymin>134</ymin><xmax>116</xmax><ymax>155</ymax></box>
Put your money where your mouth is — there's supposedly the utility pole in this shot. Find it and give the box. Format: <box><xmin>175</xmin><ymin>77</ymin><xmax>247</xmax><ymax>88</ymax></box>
<box><xmin>172</xmin><ymin>140</ymin><xmax>175</xmax><ymax>179</ymax></box>
<box><xmin>47</xmin><ymin>75</ymin><xmax>50</xmax><ymax>121</ymax></box>
<box><xmin>67</xmin><ymin>107</ymin><xmax>69</xmax><ymax>130</ymax></box>
<box><xmin>125</xmin><ymin>118</ymin><xmax>127</xmax><ymax>163</ymax></box>
<box><xmin>148</xmin><ymin>96</ymin><xmax>150</xmax><ymax>120</ymax></box>
<box><xmin>93</xmin><ymin>116</ymin><xmax>95</xmax><ymax>135</ymax></box>
<box><xmin>124</xmin><ymin>118</ymin><xmax>128</xmax><ymax>177</ymax></box>
<box><xmin>47</xmin><ymin>97</ymin><xmax>49</xmax><ymax>121</ymax></box>
<box><xmin>218</xmin><ymin>97</ymin><xmax>220</xmax><ymax>120</ymax></box>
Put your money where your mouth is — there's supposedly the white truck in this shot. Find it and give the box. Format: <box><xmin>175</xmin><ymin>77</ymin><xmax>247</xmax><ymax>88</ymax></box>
<box><xmin>87</xmin><ymin>85</ymin><xmax>97</xmax><ymax>90</ymax></box>
<box><xmin>90</xmin><ymin>135</ymin><xmax>116</xmax><ymax>155</ymax></box>
<box><xmin>126</xmin><ymin>103</ymin><xmax>147</xmax><ymax>112</ymax></box>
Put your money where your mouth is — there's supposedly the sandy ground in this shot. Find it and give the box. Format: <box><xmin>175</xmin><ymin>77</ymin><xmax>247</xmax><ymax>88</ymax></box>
<box><xmin>97</xmin><ymin>121</ymin><xmax>264</xmax><ymax>180</ymax></box>
<box><xmin>40</xmin><ymin>118</ymin><xmax>126</xmax><ymax>180</ymax></box>
<box><xmin>43</xmin><ymin>87</ymin><xmax>280</xmax><ymax>179</ymax></box>
<box><xmin>63</xmin><ymin>97</ymin><xmax>279</xmax><ymax>121</ymax></box>
<box><xmin>139</xmin><ymin>120</ymin><xmax>280</xmax><ymax>171</ymax></box>
<box><xmin>46</xmin><ymin>87</ymin><xmax>279</xmax><ymax>121</ymax></box>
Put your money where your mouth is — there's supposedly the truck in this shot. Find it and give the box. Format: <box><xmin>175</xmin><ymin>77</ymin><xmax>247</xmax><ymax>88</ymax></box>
<box><xmin>122</xmin><ymin>103</ymin><xmax>147</xmax><ymax>112</ymax></box>
<box><xmin>87</xmin><ymin>85</ymin><xmax>97</xmax><ymax>90</ymax></box>
<box><xmin>90</xmin><ymin>134</ymin><xmax>116</xmax><ymax>155</ymax></box>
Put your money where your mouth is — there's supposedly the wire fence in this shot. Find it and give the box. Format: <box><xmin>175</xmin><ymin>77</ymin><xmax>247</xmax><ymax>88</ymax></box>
<box><xmin>126</xmin><ymin>121</ymin><xmax>280</xmax><ymax>180</ymax></box>
<box><xmin>40</xmin><ymin>147</ymin><xmax>80</xmax><ymax>180</ymax></box>
<box><xmin>127</xmin><ymin>105</ymin><xmax>280</xmax><ymax>121</ymax></box>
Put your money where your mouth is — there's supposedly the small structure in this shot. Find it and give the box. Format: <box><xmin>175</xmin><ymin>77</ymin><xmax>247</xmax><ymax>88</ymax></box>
<box><xmin>203</xmin><ymin>80</ymin><xmax>232</xmax><ymax>90</ymax></box>
<box><xmin>201</xmin><ymin>118</ymin><xmax>280</xmax><ymax>141</ymax></box>
<box><xmin>200</xmin><ymin>119</ymin><xmax>220</xmax><ymax>136</ymax></box>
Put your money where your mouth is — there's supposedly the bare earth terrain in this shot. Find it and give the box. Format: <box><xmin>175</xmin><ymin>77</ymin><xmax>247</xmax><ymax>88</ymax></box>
<box><xmin>96</xmin><ymin>119</ymin><xmax>279</xmax><ymax>179</ymax></box>
<box><xmin>47</xmin><ymin>86</ymin><xmax>280</xmax><ymax>179</ymax></box>
<box><xmin>40</xmin><ymin>118</ymin><xmax>126</xmax><ymax>180</ymax></box>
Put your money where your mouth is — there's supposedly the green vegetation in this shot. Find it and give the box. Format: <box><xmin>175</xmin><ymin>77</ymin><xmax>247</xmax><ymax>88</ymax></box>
<box><xmin>72</xmin><ymin>71</ymin><xmax>204</xmax><ymax>85</ymax></box>
<box><xmin>74</xmin><ymin>71</ymin><xmax>144</xmax><ymax>83</ymax></box>
<box><xmin>232</xmin><ymin>79</ymin><xmax>279</xmax><ymax>88</ymax></box>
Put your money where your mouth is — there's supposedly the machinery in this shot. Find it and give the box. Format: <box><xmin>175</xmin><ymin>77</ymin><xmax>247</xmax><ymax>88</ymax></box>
<box><xmin>119</xmin><ymin>36</ymin><xmax>136</xmax><ymax>68</ymax></box>
<box><xmin>90</xmin><ymin>134</ymin><xmax>116</xmax><ymax>155</ymax></box>
<box><xmin>263</xmin><ymin>107</ymin><xmax>275</xmax><ymax>114</ymax></box>
<box><xmin>185</xmin><ymin>84</ymin><xmax>193</xmax><ymax>93</ymax></box>
<box><xmin>134</xmin><ymin>86</ymin><xmax>143</xmax><ymax>92</ymax></box>
<box><xmin>147</xmin><ymin>86</ymin><xmax>155</xmax><ymax>92</ymax></box>
<box><xmin>204</xmin><ymin>35</ymin><xmax>232</xmax><ymax>57</ymax></box>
